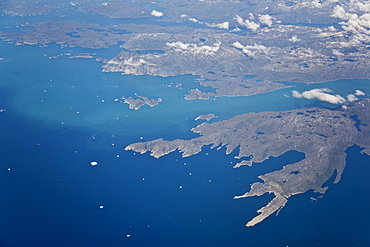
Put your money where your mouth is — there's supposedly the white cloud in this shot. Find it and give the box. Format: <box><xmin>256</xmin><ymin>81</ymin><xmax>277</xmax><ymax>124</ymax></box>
<box><xmin>235</xmin><ymin>15</ymin><xmax>243</xmax><ymax>24</ymax></box>
<box><xmin>123</xmin><ymin>58</ymin><xmax>152</xmax><ymax>66</ymax></box>
<box><xmin>167</xmin><ymin>41</ymin><xmax>189</xmax><ymax>50</ymax></box>
<box><xmin>331</xmin><ymin>5</ymin><xmax>347</xmax><ymax>19</ymax></box>
<box><xmin>232</xmin><ymin>41</ymin><xmax>244</xmax><ymax>49</ymax></box>
<box><xmin>234</xmin><ymin>15</ymin><xmax>260</xmax><ymax>32</ymax></box>
<box><xmin>292</xmin><ymin>88</ymin><xmax>346</xmax><ymax>104</ymax></box>
<box><xmin>355</xmin><ymin>89</ymin><xmax>365</xmax><ymax>96</ymax></box>
<box><xmin>331</xmin><ymin>3</ymin><xmax>370</xmax><ymax>46</ymax></box>
<box><xmin>206</xmin><ymin>21</ymin><xmax>229</xmax><ymax>30</ymax></box>
<box><xmin>151</xmin><ymin>10</ymin><xmax>163</xmax><ymax>17</ymax></box>
<box><xmin>232</xmin><ymin>41</ymin><xmax>269</xmax><ymax>57</ymax></box>
<box><xmin>244</xmin><ymin>19</ymin><xmax>260</xmax><ymax>31</ymax></box>
<box><xmin>311</xmin><ymin>0</ymin><xmax>322</xmax><ymax>8</ymax></box>
<box><xmin>347</xmin><ymin>94</ymin><xmax>358</xmax><ymax>102</ymax></box>
<box><xmin>188</xmin><ymin>17</ymin><xmax>199</xmax><ymax>23</ymax></box>
<box><xmin>230</xmin><ymin>26</ymin><xmax>241</xmax><ymax>32</ymax></box>
<box><xmin>332</xmin><ymin>49</ymin><xmax>344</xmax><ymax>56</ymax></box>
<box><xmin>347</xmin><ymin>89</ymin><xmax>366</xmax><ymax>102</ymax></box>
<box><xmin>259</xmin><ymin>14</ymin><xmax>273</xmax><ymax>27</ymax></box>
<box><xmin>166</xmin><ymin>41</ymin><xmax>220</xmax><ymax>55</ymax></box>
<box><xmin>358</xmin><ymin>3</ymin><xmax>370</xmax><ymax>12</ymax></box>
<box><xmin>289</xmin><ymin>36</ymin><xmax>300</xmax><ymax>42</ymax></box>
<box><xmin>188</xmin><ymin>18</ymin><xmax>229</xmax><ymax>29</ymax></box>
<box><xmin>292</xmin><ymin>90</ymin><xmax>302</xmax><ymax>98</ymax></box>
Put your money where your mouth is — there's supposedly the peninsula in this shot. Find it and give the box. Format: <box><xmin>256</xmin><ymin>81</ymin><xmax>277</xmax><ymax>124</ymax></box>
<box><xmin>195</xmin><ymin>113</ymin><xmax>218</xmax><ymax>121</ymax></box>
<box><xmin>126</xmin><ymin>99</ymin><xmax>370</xmax><ymax>226</ymax></box>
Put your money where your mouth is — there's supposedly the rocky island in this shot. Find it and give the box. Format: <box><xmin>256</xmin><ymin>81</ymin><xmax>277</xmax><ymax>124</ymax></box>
<box><xmin>121</xmin><ymin>94</ymin><xmax>162</xmax><ymax>110</ymax></box>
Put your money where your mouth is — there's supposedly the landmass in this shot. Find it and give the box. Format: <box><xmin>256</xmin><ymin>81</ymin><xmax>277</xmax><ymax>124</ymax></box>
<box><xmin>77</xmin><ymin>2</ymin><xmax>151</xmax><ymax>19</ymax></box>
<box><xmin>3</xmin><ymin>1</ymin><xmax>370</xmax><ymax>99</ymax></box>
<box><xmin>2</xmin><ymin>0</ymin><xmax>370</xmax><ymax>228</ymax></box>
<box><xmin>195</xmin><ymin>113</ymin><xmax>218</xmax><ymax>121</ymax></box>
<box><xmin>69</xmin><ymin>55</ymin><xmax>93</xmax><ymax>59</ymax></box>
<box><xmin>1</xmin><ymin>3</ymin><xmax>57</xmax><ymax>16</ymax></box>
<box><xmin>0</xmin><ymin>21</ymin><xmax>128</xmax><ymax>49</ymax></box>
<box><xmin>120</xmin><ymin>94</ymin><xmax>162</xmax><ymax>110</ymax></box>
<box><xmin>233</xmin><ymin>160</ymin><xmax>253</xmax><ymax>168</ymax></box>
<box><xmin>125</xmin><ymin>98</ymin><xmax>370</xmax><ymax>226</ymax></box>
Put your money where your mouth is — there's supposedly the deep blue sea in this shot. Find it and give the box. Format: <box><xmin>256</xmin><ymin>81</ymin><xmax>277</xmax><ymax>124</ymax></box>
<box><xmin>0</xmin><ymin>10</ymin><xmax>370</xmax><ymax>247</ymax></box>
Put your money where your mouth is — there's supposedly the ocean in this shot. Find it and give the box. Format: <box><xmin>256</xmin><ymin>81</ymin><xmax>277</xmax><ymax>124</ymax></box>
<box><xmin>1</xmin><ymin>100</ymin><xmax>370</xmax><ymax>246</ymax></box>
<box><xmin>0</xmin><ymin>15</ymin><xmax>370</xmax><ymax>247</ymax></box>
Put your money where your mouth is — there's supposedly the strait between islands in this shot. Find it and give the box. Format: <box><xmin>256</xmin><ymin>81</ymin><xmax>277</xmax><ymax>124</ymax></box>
<box><xmin>125</xmin><ymin>98</ymin><xmax>370</xmax><ymax>227</ymax></box>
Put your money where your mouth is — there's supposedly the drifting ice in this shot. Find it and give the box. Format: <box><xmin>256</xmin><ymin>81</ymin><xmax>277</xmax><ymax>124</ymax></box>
<box><xmin>90</xmin><ymin>161</ymin><xmax>98</xmax><ymax>166</ymax></box>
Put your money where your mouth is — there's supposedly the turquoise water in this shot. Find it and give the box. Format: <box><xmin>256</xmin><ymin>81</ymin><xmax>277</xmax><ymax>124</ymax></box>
<box><xmin>1</xmin><ymin>13</ymin><xmax>370</xmax><ymax>247</ymax></box>
<box><xmin>2</xmin><ymin>41</ymin><xmax>370</xmax><ymax>138</ymax></box>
